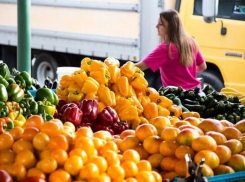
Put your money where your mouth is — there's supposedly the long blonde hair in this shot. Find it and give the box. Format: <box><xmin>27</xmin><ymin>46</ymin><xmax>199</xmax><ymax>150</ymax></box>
<box><xmin>160</xmin><ymin>9</ymin><xmax>198</xmax><ymax>67</ymax></box>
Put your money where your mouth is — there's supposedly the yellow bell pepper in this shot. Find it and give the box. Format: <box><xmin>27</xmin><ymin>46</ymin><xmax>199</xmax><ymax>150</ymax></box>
<box><xmin>68</xmin><ymin>82</ymin><xmax>81</xmax><ymax>93</ymax></box>
<box><xmin>111</xmin><ymin>84</ymin><xmax>120</xmax><ymax>94</ymax></box>
<box><xmin>8</xmin><ymin>111</ymin><xmax>26</xmax><ymax>127</ymax></box>
<box><xmin>58</xmin><ymin>95</ymin><xmax>68</xmax><ymax>102</ymax></box>
<box><xmin>90</xmin><ymin>59</ymin><xmax>108</xmax><ymax>72</ymax></box>
<box><xmin>157</xmin><ymin>105</ymin><xmax>170</xmax><ymax>117</ymax></box>
<box><xmin>143</xmin><ymin>102</ymin><xmax>158</xmax><ymax>120</ymax></box>
<box><xmin>71</xmin><ymin>69</ymin><xmax>88</xmax><ymax>87</ymax></box>
<box><xmin>130</xmin><ymin>73</ymin><xmax>148</xmax><ymax>91</ymax></box>
<box><xmin>118</xmin><ymin>106</ymin><xmax>138</xmax><ymax>121</ymax></box>
<box><xmin>68</xmin><ymin>90</ymin><xmax>84</xmax><ymax>102</ymax></box>
<box><xmin>114</xmin><ymin>96</ymin><xmax>132</xmax><ymax>114</ymax></box>
<box><xmin>98</xmin><ymin>84</ymin><xmax>116</xmax><ymax>107</ymax></box>
<box><xmin>156</xmin><ymin>96</ymin><xmax>173</xmax><ymax>108</ymax></box>
<box><xmin>168</xmin><ymin>105</ymin><xmax>182</xmax><ymax>118</ymax></box>
<box><xmin>134</xmin><ymin>67</ymin><xmax>145</xmax><ymax>76</ymax></box>
<box><xmin>116</xmin><ymin>76</ymin><xmax>129</xmax><ymax>97</ymax></box>
<box><xmin>181</xmin><ymin>111</ymin><xmax>200</xmax><ymax>119</ymax></box>
<box><xmin>81</xmin><ymin>77</ymin><xmax>99</xmax><ymax>94</ymax></box>
<box><xmin>128</xmin><ymin>85</ymin><xmax>136</xmax><ymax>97</ymax></box>
<box><xmin>85</xmin><ymin>93</ymin><xmax>99</xmax><ymax>101</ymax></box>
<box><xmin>144</xmin><ymin>87</ymin><xmax>160</xmax><ymax>102</ymax></box>
<box><xmin>98</xmin><ymin>102</ymin><xmax>106</xmax><ymax>112</ymax></box>
<box><xmin>56</xmin><ymin>86</ymin><xmax>68</xmax><ymax>96</ymax></box>
<box><xmin>131</xmin><ymin>116</ymin><xmax>149</xmax><ymax>130</ymax></box>
<box><xmin>137</xmin><ymin>94</ymin><xmax>151</xmax><ymax>108</ymax></box>
<box><xmin>81</xmin><ymin>57</ymin><xmax>92</xmax><ymax>72</ymax></box>
<box><xmin>120</xmin><ymin>61</ymin><xmax>137</xmax><ymax>78</ymax></box>
<box><xmin>59</xmin><ymin>75</ymin><xmax>74</xmax><ymax>87</ymax></box>
<box><xmin>89</xmin><ymin>67</ymin><xmax>111</xmax><ymax>84</ymax></box>
<box><xmin>104</xmin><ymin>57</ymin><xmax>120</xmax><ymax>68</ymax></box>
<box><xmin>108</xmin><ymin>65</ymin><xmax>121</xmax><ymax>84</ymax></box>
<box><xmin>127</xmin><ymin>96</ymin><xmax>143</xmax><ymax>114</ymax></box>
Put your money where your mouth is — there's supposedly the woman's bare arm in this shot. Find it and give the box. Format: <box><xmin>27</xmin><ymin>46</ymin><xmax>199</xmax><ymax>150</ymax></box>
<box><xmin>135</xmin><ymin>61</ymin><xmax>149</xmax><ymax>71</ymax></box>
<box><xmin>196</xmin><ymin>62</ymin><xmax>207</xmax><ymax>73</ymax></box>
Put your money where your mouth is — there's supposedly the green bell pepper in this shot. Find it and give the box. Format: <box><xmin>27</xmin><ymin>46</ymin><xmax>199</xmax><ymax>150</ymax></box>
<box><xmin>0</xmin><ymin>75</ymin><xmax>9</xmax><ymax>88</ymax></box>
<box><xmin>15</xmin><ymin>74</ymin><xmax>26</xmax><ymax>89</ymax></box>
<box><xmin>0</xmin><ymin>101</ymin><xmax>9</xmax><ymax>117</ymax></box>
<box><xmin>35</xmin><ymin>86</ymin><xmax>58</xmax><ymax>105</ymax></box>
<box><xmin>40</xmin><ymin>112</ymin><xmax>54</xmax><ymax>122</ymax></box>
<box><xmin>19</xmin><ymin>97</ymin><xmax>38</xmax><ymax>117</ymax></box>
<box><xmin>0</xmin><ymin>63</ymin><xmax>11</xmax><ymax>80</ymax></box>
<box><xmin>7</xmin><ymin>78</ymin><xmax>16</xmax><ymax>85</ymax></box>
<box><xmin>7</xmin><ymin>83</ymin><xmax>25</xmax><ymax>103</ymax></box>
<box><xmin>0</xmin><ymin>83</ymin><xmax>8</xmax><ymax>102</ymax></box>
<box><xmin>37</xmin><ymin>99</ymin><xmax>56</xmax><ymax>116</ymax></box>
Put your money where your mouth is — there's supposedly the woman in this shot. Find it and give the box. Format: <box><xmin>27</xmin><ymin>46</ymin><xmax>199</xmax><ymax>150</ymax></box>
<box><xmin>135</xmin><ymin>9</ymin><xmax>207</xmax><ymax>90</ymax></box>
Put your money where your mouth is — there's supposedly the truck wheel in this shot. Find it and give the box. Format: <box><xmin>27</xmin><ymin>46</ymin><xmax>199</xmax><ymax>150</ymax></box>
<box><xmin>32</xmin><ymin>53</ymin><xmax>58</xmax><ymax>86</ymax></box>
<box><xmin>198</xmin><ymin>70</ymin><xmax>224</xmax><ymax>91</ymax></box>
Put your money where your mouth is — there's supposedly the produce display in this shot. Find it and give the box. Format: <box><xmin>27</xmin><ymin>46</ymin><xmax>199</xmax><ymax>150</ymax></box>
<box><xmin>0</xmin><ymin>59</ymin><xmax>245</xmax><ymax>182</ymax></box>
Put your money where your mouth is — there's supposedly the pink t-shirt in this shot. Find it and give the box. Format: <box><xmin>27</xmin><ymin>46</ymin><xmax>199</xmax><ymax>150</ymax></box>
<box><xmin>143</xmin><ymin>42</ymin><xmax>205</xmax><ymax>90</ymax></box>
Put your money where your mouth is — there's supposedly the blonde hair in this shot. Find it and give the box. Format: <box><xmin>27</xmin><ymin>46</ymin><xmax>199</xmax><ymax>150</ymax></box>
<box><xmin>160</xmin><ymin>9</ymin><xmax>198</xmax><ymax>67</ymax></box>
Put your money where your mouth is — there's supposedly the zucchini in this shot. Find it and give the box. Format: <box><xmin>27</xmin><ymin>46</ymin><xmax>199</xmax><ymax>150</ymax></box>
<box><xmin>183</xmin><ymin>99</ymin><xmax>200</xmax><ymax>105</ymax></box>
<box><xmin>165</xmin><ymin>93</ymin><xmax>176</xmax><ymax>100</ymax></box>
<box><xmin>172</xmin><ymin>97</ymin><xmax>189</xmax><ymax>112</ymax></box>
<box><xmin>214</xmin><ymin>93</ymin><xmax>227</xmax><ymax>101</ymax></box>
<box><xmin>183</xmin><ymin>104</ymin><xmax>206</xmax><ymax>112</ymax></box>
<box><xmin>185</xmin><ymin>90</ymin><xmax>196</xmax><ymax>100</ymax></box>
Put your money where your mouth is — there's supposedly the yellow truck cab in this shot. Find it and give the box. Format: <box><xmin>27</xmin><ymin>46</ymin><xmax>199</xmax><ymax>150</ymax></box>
<box><xmin>177</xmin><ymin>0</ymin><xmax>245</xmax><ymax>92</ymax></box>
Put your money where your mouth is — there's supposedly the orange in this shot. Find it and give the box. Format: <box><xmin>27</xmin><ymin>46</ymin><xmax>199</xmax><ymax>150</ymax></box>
<box><xmin>89</xmin><ymin>156</ymin><xmax>108</xmax><ymax>173</ymax></box>
<box><xmin>149</xmin><ymin>116</ymin><xmax>171</xmax><ymax>135</ymax></box>
<box><xmin>23</xmin><ymin>115</ymin><xmax>44</xmax><ymax>130</ymax></box>
<box><xmin>175</xmin><ymin>145</ymin><xmax>195</xmax><ymax>160</ymax></box>
<box><xmin>49</xmin><ymin>169</ymin><xmax>72</xmax><ymax>182</ymax></box>
<box><xmin>151</xmin><ymin>171</ymin><xmax>162</xmax><ymax>182</ymax></box>
<box><xmin>93</xmin><ymin>138</ymin><xmax>106</xmax><ymax>151</ymax></box>
<box><xmin>174</xmin><ymin>120</ymin><xmax>190</xmax><ymax>128</ymax></box>
<box><xmin>159</xmin><ymin>140</ymin><xmax>180</xmax><ymax>156</ymax></box>
<box><xmin>224</xmin><ymin>139</ymin><xmax>243</xmax><ymax>154</ymax></box>
<box><xmin>8</xmin><ymin>163</ymin><xmax>26</xmax><ymax>181</ymax></box>
<box><xmin>122</xmin><ymin>149</ymin><xmax>140</xmax><ymax>164</ymax></box>
<box><xmin>194</xmin><ymin>150</ymin><xmax>219</xmax><ymax>169</ymax></box>
<box><xmin>21</xmin><ymin>127</ymin><xmax>39</xmax><ymax>141</ymax></box>
<box><xmin>27</xmin><ymin>167</ymin><xmax>46</xmax><ymax>179</ymax></box>
<box><xmin>39</xmin><ymin>149</ymin><xmax>51</xmax><ymax>160</ymax></box>
<box><xmin>120</xmin><ymin>129</ymin><xmax>136</xmax><ymax>139</ymax></box>
<box><xmin>120</xmin><ymin>161</ymin><xmax>138</xmax><ymax>178</ymax></box>
<box><xmin>176</xmin><ymin>128</ymin><xmax>199</xmax><ymax>146</ymax></box>
<box><xmin>50</xmin><ymin>148</ymin><xmax>68</xmax><ymax>166</ymax></box>
<box><xmin>234</xmin><ymin>119</ymin><xmax>245</xmax><ymax>133</ymax></box>
<box><xmin>0</xmin><ymin>149</ymin><xmax>15</xmax><ymax>165</ymax></box>
<box><xmin>184</xmin><ymin>116</ymin><xmax>200</xmax><ymax>126</ymax></box>
<box><xmin>201</xmin><ymin>164</ymin><xmax>214</xmax><ymax>177</ymax></box>
<box><xmin>178</xmin><ymin>124</ymin><xmax>204</xmax><ymax>135</ymax></box>
<box><xmin>79</xmin><ymin>163</ymin><xmax>100</xmax><ymax>180</ymax></box>
<box><xmin>174</xmin><ymin>159</ymin><xmax>187</xmax><ymax>177</ymax></box>
<box><xmin>227</xmin><ymin>154</ymin><xmax>245</xmax><ymax>172</ymax></box>
<box><xmin>69</xmin><ymin>148</ymin><xmax>88</xmax><ymax>164</ymax></box>
<box><xmin>160</xmin><ymin>156</ymin><xmax>179</xmax><ymax>171</ymax></box>
<box><xmin>90</xmin><ymin>175</ymin><xmax>111</xmax><ymax>182</ymax></box>
<box><xmin>135</xmin><ymin>171</ymin><xmax>155</xmax><ymax>182</ymax></box>
<box><xmin>48</xmin><ymin>134</ymin><xmax>69</xmax><ymax>151</ymax></box>
<box><xmin>93</xmin><ymin>130</ymin><xmax>113</xmax><ymax>141</ymax></box>
<box><xmin>9</xmin><ymin>126</ymin><xmax>24</xmax><ymax>141</ymax></box>
<box><xmin>102</xmin><ymin>150</ymin><xmax>120</xmax><ymax>166</ymax></box>
<box><xmin>119</xmin><ymin>135</ymin><xmax>140</xmax><ymax>152</ymax></box>
<box><xmin>107</xmin><ymin>164</ymin><xmax>125</xmax><ymax>180</ymax></box>
<box><xmin>64</xmin><ymin>156</ymin><xmax>83</xmax><ymax>176</ymax></box>
<box><xmin>125</xmin><ymin>177</ymin><xmax>137</xmax><ymax>182</ymax></box>
<box><xmin>214</xmin><ymin>145</ymin><xmax>231</xmax><ymax>164</ymax></box>
<box><xmin>160</xmin><ymin>126</ymin><xmax>180</xmax><ymax>141</ymax></box>
<box><xmin>205</xmin><ymin>131</ymin><xmax>227</xmax><ymax>145</ymax></box>
<box><xmin>147</xmin><ymin>153</ymin><xmax>164</xmax><ymax>168</ymax></box>
<box><xmin>61</xmin><ymin>129</ymin><xmax>75</xmax><ymax>146</ymax></box>
<box><xmin>135</xmin><ymin>124</ymin><xmax>157</xmax><ymax>142</ymax></box>
<box><xmin>40</xmin><ymin>121</ymin><xmax>63</xmax><ymax>137</ymax></box>
<box><xmin>213</xmin><ymin>165</ymin><xmax>235</xmax><ymax>175</ymax></box>
<box><xmin>191</xmin><ymin>135</ymin><xmax>217</xmax><ymax>152</ymax></box>
<box><xmin>37</xmin><ymin>157</ymin><xmax>58</xmax><ymax>174</ymax></box>
<box><xmin>197</xmin><ymin>119</ymin><xmax>225</xmax><ymax>133</ymax></box>
<box><xmin>76</xmin><ymin>126</ymin><xmax>93</xmax><ymax>139</ymax></box>
<box><xmin>143</xmin><ymin>135</ymin><xmax>162</xmax><ymax>154</ymax></box>
<box><xmin>99</xmin><ymin>141</ymin><xmax>118</xmax><ymax>155</ymax></box>
<box><xmin>74</xmin><ymin>136</ymin><xmax>95</xmax><ymax>154</ymax></box>
<box><xmin>137</xmin><ymin>160</ymin><xmax>152</xmax><ymax>172</ymax></box>
<box><xmin>12</xmin><ymin>139</ymin><xmax>34</xmax><ymax>153</ymax></box>
<box><xmin>131</xmin><ymin>145</ymin><xmax>150</xmax><ymax>160</ymax></box>
<box><xmin>15</xmin><ymin>149</ymin><xmax>36</xmax><ymax>169</ymax></box>
<box><xmin>222</xmin><ymin>127</ymin><xmax>243</xmax><ymax>140</ymax></box>
<box><xmin>32</xmin><ymin>132</ymin><xmax>50</xmax><ymax>151</ymax></box>
<box><xmin>0</xmin><ymin>133</ymin><xmax>14</xmax><ymax>151</ymax></box>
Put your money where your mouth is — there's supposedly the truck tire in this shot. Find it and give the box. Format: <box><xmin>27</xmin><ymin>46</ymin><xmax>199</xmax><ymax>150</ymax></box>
<box><xmin>32</xmin><ymin>53</ymin><xmax>58</xmax><ymax>86</ymax></box>
<box><xmin>198</xmin><ymin>70</ymin><xmax>224</xmax><ymax>91</ymax></box>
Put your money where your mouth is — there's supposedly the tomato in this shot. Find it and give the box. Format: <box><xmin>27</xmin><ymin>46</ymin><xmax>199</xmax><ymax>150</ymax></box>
<box><xmin>0</xmin><ymin>169</ymin><xmax>13</xmax><ymax>182</ymax></box>
<box><xmin>19</xmin><ymin>176</ymin><xmax>46</xmax><ymax>182</ymax></box>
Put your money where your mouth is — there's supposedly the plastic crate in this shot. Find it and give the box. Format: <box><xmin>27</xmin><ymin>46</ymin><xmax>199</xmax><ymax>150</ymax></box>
<box><xmin>207</xmin><ymin>171</ymin><xmax>245</xmax><ymax>182</ymax></box>
<box><xmin>29</xmin><ymin>89</ymin><xmax>56</xmax><ymax>97</ymax></box>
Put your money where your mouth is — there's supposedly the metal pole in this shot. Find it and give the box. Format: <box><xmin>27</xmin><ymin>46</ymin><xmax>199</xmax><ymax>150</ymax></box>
<box><xmin>17</xmin><ymin>0</ymin><xmax>31</xmax><ymax>73</ymax></box>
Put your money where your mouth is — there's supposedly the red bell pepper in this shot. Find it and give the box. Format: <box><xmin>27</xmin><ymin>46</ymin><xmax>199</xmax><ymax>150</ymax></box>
<box><xmin>92</xmin><ymin>123</ymin><xmax>114</xmax><ymax>135</ymax></box>
<box><xmin>62</xmin><ymin>107</ymin><xmax>83</xmax><ymax>126</ymax></box>
<box><xmin>98</xmin><ymin>106</ymin><xmax>119</xmax><ymax>126</ymax></box>
<box><xmin>112</xmin><ymin>121</ymin><xmax>129</xmax><ymax>134</ymax></box>
<box><xmin>60</xmin><ymin>102</ymin><xmax>78</xmax><ymax>114</ymax></box>
<box><xmin>80</xmin><ymin>99</ymin><xmax>99</xmax><ymax>123</ymax></box>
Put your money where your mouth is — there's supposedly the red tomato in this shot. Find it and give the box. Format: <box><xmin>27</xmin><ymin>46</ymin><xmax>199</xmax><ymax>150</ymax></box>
<box><xmin>0</xmin><ymin>170</ymin><xmax>13</xmax><ymax>182</ymax></box>
<box><xmin>19</xmin><ymin>177</ymin><xmax>46</xmax><ymax>182</ymax></box>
